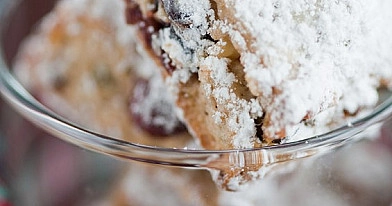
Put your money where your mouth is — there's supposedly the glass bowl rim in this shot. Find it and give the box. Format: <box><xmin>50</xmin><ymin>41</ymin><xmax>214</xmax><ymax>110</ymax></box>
<box><xmin>1</xmin><ymin>0</ymin><xmax>392</xmax><ymax>168</ymax></box>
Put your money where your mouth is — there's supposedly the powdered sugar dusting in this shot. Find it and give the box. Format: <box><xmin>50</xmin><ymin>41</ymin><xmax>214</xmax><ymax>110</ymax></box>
<box><xmin>211</xmin><ymin>0</ymin><xmax>392</xmax><ymax>141</ymax></box>
<box><xmin>200</xmin><ymin>57</ymin><xmax>263</xmax><ymax>148</ymax></box>
<box><xmin>149</xmin><ymin>0</ymin><xmax>392</xmax><ymax>148</ymax></box>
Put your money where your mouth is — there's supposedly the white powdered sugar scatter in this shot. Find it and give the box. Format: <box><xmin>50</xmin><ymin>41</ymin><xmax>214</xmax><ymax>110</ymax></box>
<box><xmin>154</xmin><ymin>0</ymin><xmax>215</xmax><ymax>81</ymax></box>
<box><xmin>200</xmin><ymin>57</ymin><xmax>263</xmax><ymax>148</ymax></box>
<box><xmin>214</xmin><ymin>0</ymin><xmax>392</xmax><ymax>141</ymax></box>
<box><xmin>149</xmin><ymin>0</ymin><xmax>392</xmax><ymax>148</ymax></box>
<box><xmin>135</xmin><ymin>0</ymin><xmax>392</xmax><ymax>148</ymax></box>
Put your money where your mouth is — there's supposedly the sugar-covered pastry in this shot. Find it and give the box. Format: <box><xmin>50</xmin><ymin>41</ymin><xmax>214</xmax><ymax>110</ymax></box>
<box><xmin>125</xmin><ymin>0</ymin><xmax>392</xmax><ymax>149</ymax></box>
<box><xmin>12</xmin><ymin>0</ymin><xmax>392</xmax><ymax>198</ymax></box>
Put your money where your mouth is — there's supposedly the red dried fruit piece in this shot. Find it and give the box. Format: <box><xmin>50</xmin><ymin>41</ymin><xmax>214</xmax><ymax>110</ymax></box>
<box><xmin>130</xmin><ymin>78</ymin><xmax>186</xmax><ymax>137</ymax></box>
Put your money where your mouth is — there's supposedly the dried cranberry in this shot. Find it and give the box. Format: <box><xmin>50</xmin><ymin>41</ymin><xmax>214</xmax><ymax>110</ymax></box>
<box><xmin>124</xmin><ymin>1</ymin><xmax>179</xmax><ymax>75</ymax></box>
<box><xmin>130</xmin><ymin>78</ymin><xmax>186</xmax><ymax>137</ymax></box>
<box><xmin>125</xmin><ymin>1</ymin><xmax>144</xmax><ymax>25</ymax></box>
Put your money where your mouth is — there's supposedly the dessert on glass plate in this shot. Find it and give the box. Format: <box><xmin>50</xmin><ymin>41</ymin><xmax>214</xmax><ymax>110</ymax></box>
<box><xmin>9</xmin><ymin>0</ymin><xmax>392</xmax><ymax>203</ymax></box>
<box><xmin>125</xmin><ymin>0</ymin><xmax>392</xmax><ymax>148</ymax></box>
<box><xmin>121</xmin><ymin>0</ymin><xmax>392</xmax><ymax>187</ymax></box>
<box><xmin>12</xmin><ymin>0</ymin><xmax>218</xmax><ymax>204</ymax></box>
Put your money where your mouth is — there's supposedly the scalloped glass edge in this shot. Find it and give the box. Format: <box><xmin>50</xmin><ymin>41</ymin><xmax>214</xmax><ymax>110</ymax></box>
<box><xmin>1</xmin><ymin>0</ymin><xmax>392</xmax><ymax>169</ymax></box>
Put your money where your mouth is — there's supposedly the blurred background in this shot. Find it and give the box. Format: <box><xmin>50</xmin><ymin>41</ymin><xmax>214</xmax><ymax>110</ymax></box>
<box><xmin>0</xmin><ymin>99</ymin><xmax>124</xmax><ymax>205</ymax></box>
<box><xmin>1</xmin><ymin>0</ymin><xmax>392</xmax><ymax>205</ymax></box>
<box><xmin>0</xmin><ymin>0</ymin><xmax>124</xmax><ymax>205</ymax></box>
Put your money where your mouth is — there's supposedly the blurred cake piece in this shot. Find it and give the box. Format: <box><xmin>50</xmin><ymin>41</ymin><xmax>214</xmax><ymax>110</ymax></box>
<box><xmin>13</xmin><ymin>0</ymin><xmax>191</xmax><ymax>147</ymax></box>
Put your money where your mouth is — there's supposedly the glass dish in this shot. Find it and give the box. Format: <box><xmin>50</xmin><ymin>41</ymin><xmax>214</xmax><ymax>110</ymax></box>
<box><xmin>1</xmin><ymin>0</ymin><xmax>392</xmax><ymax>180</ymax></box>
